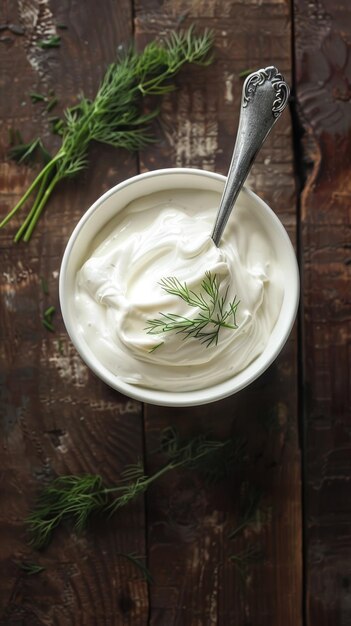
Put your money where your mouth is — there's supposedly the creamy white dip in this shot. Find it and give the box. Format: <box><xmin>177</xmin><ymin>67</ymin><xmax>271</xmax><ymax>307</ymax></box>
<box><xmin>74</xmin><ymin>188</ymin><xmax>284</xmax><ymax>391</ymax></box>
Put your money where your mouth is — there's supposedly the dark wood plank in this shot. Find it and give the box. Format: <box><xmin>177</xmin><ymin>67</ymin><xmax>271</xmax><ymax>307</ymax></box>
<box><xmin>294</xmin><ymin>1</ymin><xmax>351</xmax><ymax>624</ymax></box>
<box><xmin>0</xmin><ymin>1</ymin><xmax>148</xmax><ymax>624</ymax></box>
<box><xmin>135</xmin><ymin>3</ymin><xmax>302</xmax><ymax>625</ymax></box>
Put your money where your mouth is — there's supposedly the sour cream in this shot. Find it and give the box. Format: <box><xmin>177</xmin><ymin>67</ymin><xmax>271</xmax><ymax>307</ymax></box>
<box><xmin>74</xmin><ymin>188</ymin><xmax>284</xmax><ymax>391</ymax></box>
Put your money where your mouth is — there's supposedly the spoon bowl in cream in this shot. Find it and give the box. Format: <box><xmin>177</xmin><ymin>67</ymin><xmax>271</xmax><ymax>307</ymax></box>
<box><xmin>59</xmin><ymin>168</ymin><xmax>299</xmax><ymax>407</ymax></box>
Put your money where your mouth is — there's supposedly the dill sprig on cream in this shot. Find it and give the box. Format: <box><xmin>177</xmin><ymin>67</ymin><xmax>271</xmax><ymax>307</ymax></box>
<box><xmin>1</xmin><ymin>27</ymin><xmax>213</xmax><ymax>242</ymax></box>
<box><xmin>146</xmin><ymin>272</ymin><xmax>240</xmax><ymax>349</ymax></box>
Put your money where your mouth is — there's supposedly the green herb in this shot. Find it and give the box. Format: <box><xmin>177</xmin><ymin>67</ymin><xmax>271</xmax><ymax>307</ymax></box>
<box><xmin>8</xmin><ymin>128</ymin><xmax>23</xmax><ymax>146</ymax></box>
<box><xmin>44</xmin><ymin>305</ymin><xmax>55</xmax><ymax>317</ymax></box>
<box><xmin>43</xmin><ymin>319</ymin><xmax>54</xmax><ymax>332</ymax></box>
<box><xmin>9</xmin><ymin>137</ymin><xmax>41</xmax><ymax>164</ymax></box>
<box><xmin>27</xmin><ymin>429</ymin><xmax>230</xmax><ymax>548</ymax></box>
<box><xmin>146</xmin><ymin>272</ymin><xmax>240</xmax><ymax>349</ymax></box>
<box><xmin>228</xmin><ymin>484</ymin><xmax>269</xmax><ymax>584</ymax></box>
<box><xmin>117</xmin><ymin>552</ymin><xmax>153</xmax><ymax>584</ymax></box>
<box><xmin>198</xmin><ymin>436</ymin><xmax>246</xmax><ymax>484</ymax></box>
<box><xmin>38</xmin><ymin>35</ymin><xmax>61</xmax><ymax>49</ymax></box>
<box><xmin>30</xmin><ymin>92</ymin><xmax>47</xmax><ymax>103</ymax></box>
<box><xmin>18</xmin><ymin>561</ymin><xmax>45</xmax><ymax>575</ymax></box>
<box><xmin>56</xmin><ymin>338</ymin><xmax>64</xmax><ymax>354</ymax></box>
<box><xmin>1</xmin><ymin>27</ymin><xmax>213</xmax><ymax>242</ymax></box>
<box><xmin>239</xmin><ymin>68</ymin><xmax>254</xmax><ymax>79</ymax></box>
<box><xmin>42</xmin><ymin>305</ymin><xmax>55</xmax><ymax>332</ymax></box>
<box><xmin>40</xmin><ymin>276</ymin><xmax>49</xmax><ymax>295</ymax></box>
<box><xmin>29</xmin><ymin>92</ymin><xmax>59</xmax><ymax>113</ymax></box>
<box><xmin>228</xmin><ymin>485</ymin><xmax>262</xmax><ymax>540</ymax></box>
<box><xmin>229</xmin><ymin>545</ymin><xmax>263</xmax><ymax>582</ymax></box>
<box><xmin>148</xmin><ymin>341</ymin><xmax>164</xmax><ymax>353</ymax></box>
<box><xmin>46</xmin><ymin>96</ymin><xmax>58</xmax><ymax>113</ymax></box>
<box><xmin>49</xmin><ymin>116</ymin><xmax>64</xmax><ymax>135</ymax></box>
<box><xmin>9</xmin><ymin>137</ymin><xmax>51</xmax><ymax>167</ymax></box>
<box><xmin>161</xmin><ymin>426</ymin><xmax>246</xmax><ymax>484</ymax></box>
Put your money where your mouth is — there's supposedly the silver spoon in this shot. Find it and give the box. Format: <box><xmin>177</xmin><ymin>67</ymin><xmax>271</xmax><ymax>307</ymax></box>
<box><xmin>211</xmin><ymin>66</ymin><xmax>290</xmax><ymax>246</ymax></box>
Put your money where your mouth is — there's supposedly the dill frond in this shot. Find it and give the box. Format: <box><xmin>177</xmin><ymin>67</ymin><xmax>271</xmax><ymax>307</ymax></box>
<box><xmin>18</xmin><ymin>561</ymin><xmax>45</xmax><ymax>575</ymax></box>
<box><xmin>1</xmin><ymin>27</ymin><xmax>213</xmax><ymax>242</ymax></box>
<box><xmin>117</xmin><ymin>552</ymin><xmax>154</xmax><ymax>584</ymax></box>
<box><xmin>229</xmin><ymin>545</ymin><xmax>263</xmax><ymax>582</ymax></box>
<box><xmin>27</xmin><ymin>428</ymin><xmax>230</xmax><ymax>549</ymax></box>
<box><xmin>146</xmin><ymin>272</ymin><xmax>240</xmax><ymax>349</ymax></box>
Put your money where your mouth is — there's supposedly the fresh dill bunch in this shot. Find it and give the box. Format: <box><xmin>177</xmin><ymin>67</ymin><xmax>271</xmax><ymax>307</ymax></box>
<box><xmin>1</xmin><ymin>26</ymin><xmax>213</xmax><ymax>242</ymax></box>
<box><xmin>146</xmin><ymin>271</ymin><xmax>240</xmax><ymax>349</ymax></box>
<box><xmin>27</xmin><ymin>429</ymin><xmax>230</xmax><ymax>549</ymax></box>
<box><xmin>28</xmin><ymin>474</ymin><xmax>108</xmax><ymax>549</ymax></box>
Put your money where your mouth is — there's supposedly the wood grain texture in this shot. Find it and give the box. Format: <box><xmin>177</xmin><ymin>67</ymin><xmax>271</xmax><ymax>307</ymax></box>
<box><xmin>135</xmin><ymin>2</ymin><xmax>302</xmax><ymax>625</ymax></box>
<box><xmin>6</xmin><ymin>0</ymin><xmax>351</xmax><ymax>623</ymax></box>
<box><xmin>294</xmin><ymin>0</ymin><xmax>351</xmax><ymax>624</ymax></box>
<box><xmin>0</xmin><ymin>1</ymin><xmax>148</xmax><ymax>624</ymax></box>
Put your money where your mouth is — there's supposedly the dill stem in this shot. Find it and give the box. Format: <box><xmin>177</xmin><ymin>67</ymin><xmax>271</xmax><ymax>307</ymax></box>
<box><xmin>138</xmin><ymin>51</ymin><xmax>195</xmax><ymax>95</ymax></box>
<box><xmin>102</xmin><ymin>443</ymin><xmax>228</xmax><ymax>500</ymax></box>
<box><xmin>102</xmin><ymin>463</ymin><xmax>173</xmax><ymax>497</ymax></box>
<box><xmin>209</xmin><ymin>319</ymin><xmax>237</xmax><ymax>330</ymax></box>
<box><xmin>23</xmin><ymin>173</ymin><xmax>60</xmax><ymax>242</ymax></box>
<box><xmin>0</xmin><ymin>152</ymin><xmax>62</xmax><ymax>229</ymax></box>
<box><xmin>228</xmin><ymin>521</ymin><xmax>249</xmax><ymax>540</ymax></box>
<box><xmin>14</xmin><ymin>169</ymin><xmax>50</xmax><ymax>242</ymax></box>
<box><xmin>138</xmin><ymin>67</ymin><xmax>179</xmax><ymax>94</ymax></box>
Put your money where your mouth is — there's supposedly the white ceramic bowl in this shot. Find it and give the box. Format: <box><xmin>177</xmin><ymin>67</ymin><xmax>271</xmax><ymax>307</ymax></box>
<box><xmin>59</xmin><ymin>168</ymin><xmax>299</xmax><ymax>407</ymax></box>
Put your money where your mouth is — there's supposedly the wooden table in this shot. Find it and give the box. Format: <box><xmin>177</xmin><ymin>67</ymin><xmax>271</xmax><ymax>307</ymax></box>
<box><xmin>0</xmin><ymin>1</ymin><xmax>350</xmax><ymax>624</ymax></box>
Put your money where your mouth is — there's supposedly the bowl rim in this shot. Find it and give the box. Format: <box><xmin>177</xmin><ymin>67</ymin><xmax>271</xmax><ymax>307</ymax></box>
<box><xmin>59</xmin><ymin>167</ymin><xmax>299</xmax><ymax>407</ymax></box>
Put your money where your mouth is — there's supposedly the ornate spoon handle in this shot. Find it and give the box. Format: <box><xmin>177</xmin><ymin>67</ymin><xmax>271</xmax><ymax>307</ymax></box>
<box><xmin>211</xmin><ymin>66</ymin><xmax>290</xmax><ymax>246</ymax></box>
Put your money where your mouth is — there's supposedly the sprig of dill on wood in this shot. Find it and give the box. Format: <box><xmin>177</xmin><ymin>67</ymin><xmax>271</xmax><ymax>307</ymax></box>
<box><xmin>229</xmin><ymin>545</ymin><xmax>263</xmax><ymax>582</ymax></box>
<box><xmin>17</xmin><ymin>561</ymin><xmax>45</xmax><ymax>575</ymax></box>
<box><xmin>228</xmin><ymin>484</ymin><xmax>269</xmax><ymax>583</ymax></box>
<box><xmin>1</xmin><ymin>27</ymin><xmax>213</xmax><ymax>242</ymax></box>
<box><xmin>146</xmin><ymin>272</ymin><xmax>240</xmax><ymax>349</ymax></box>
<box><xmin>160</xmin><ymin>426</ymin><xmax>246</xmax><ymax>484</ymax></box>
<box><xmin>42</xmin><ymin>305</ymin><xmax>56</xmax><ymax>332</ymax></box>
<box><xmin>117</xmin><ymin>552</ymin><xmax>153</xmax><ymax>584</ymax></box>
<box><xmin>27</xmin><ymin>428</ymin><xmax>231</xmax><ymax>549</ymax></box>
<box><xmin>8</xmin><ymin>137</ymin><xmax>51</xmax><ymax>167</ymax></box>
<box><xmin>228</xmin><ymin>484</ymin><xmax>263</xmax><ymax>540</ymax></box>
